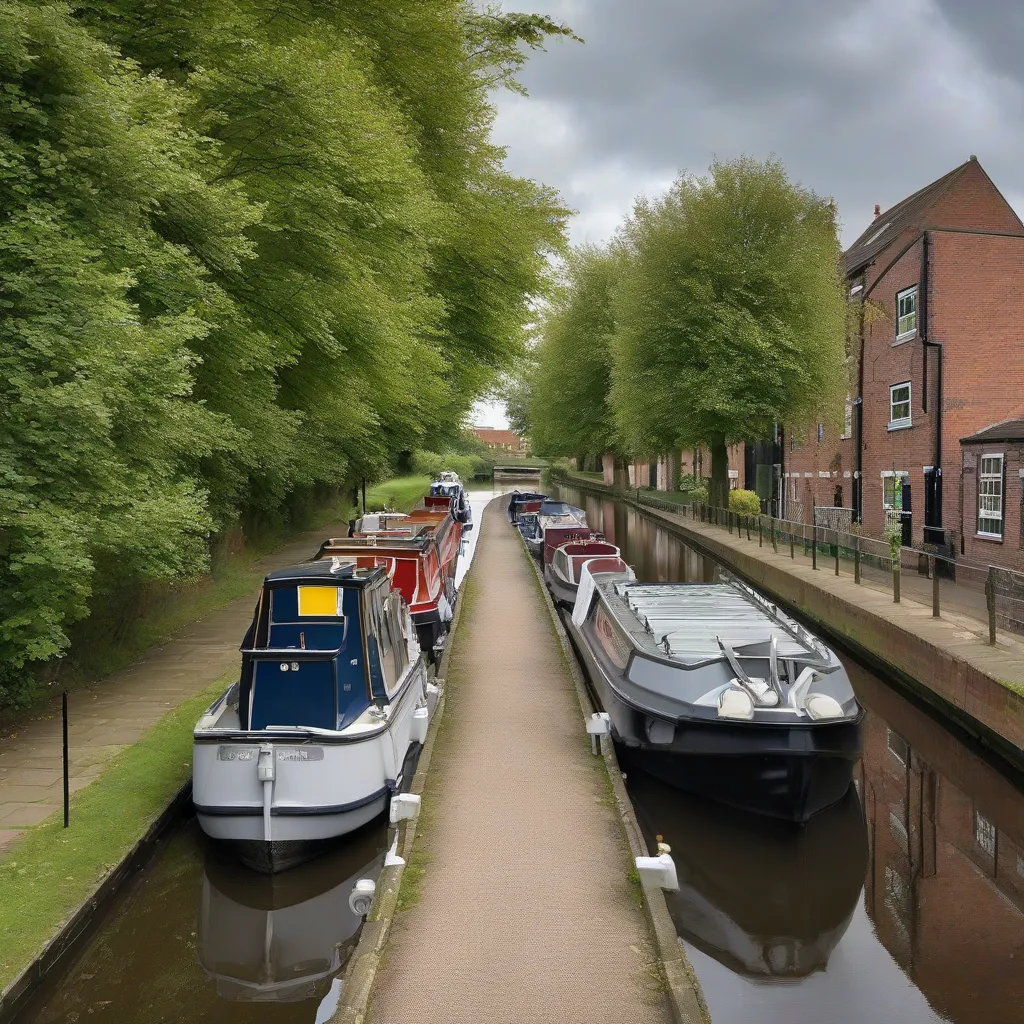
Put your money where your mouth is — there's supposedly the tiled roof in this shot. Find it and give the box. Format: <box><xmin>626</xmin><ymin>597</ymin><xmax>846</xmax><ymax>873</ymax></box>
<box><xmin>960</xmin><ymin>418</ymin><xmax>1024</xmax><ymax>444</ymax></box>
<box><xmin>473</xmin><ymin>428</ymin><xmax>523</xmax><ymax>446</ymax></box>
<box><xmin>843</xmin><ymin>161</ymin><xmax>971</xmax><ymax>277</ymax></box>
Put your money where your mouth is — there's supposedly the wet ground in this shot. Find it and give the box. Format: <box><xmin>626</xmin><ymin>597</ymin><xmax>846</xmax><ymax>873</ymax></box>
<box><xmin>556</xmin><ymin>483</ymin><xmax>1024</xmax><ymax>1024</ymax></box>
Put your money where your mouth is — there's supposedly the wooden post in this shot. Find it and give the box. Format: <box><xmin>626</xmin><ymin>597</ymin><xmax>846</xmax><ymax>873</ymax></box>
<box><xmin>835</xmin><ymin>535</ymin><xmax>840</xmax><ymax>576</ymax></box>
<box><xmin>931</xmin><ymin>556</ymin><xmax>940</xmax><ymax>617</ymax></box>
<box><xmin>811</xmin><ymin>526</ymin><xmax>818</xmax><ymax>570</ymax></box>
<box><xmin>770</xmin><ymin>518</ymin><xmax>777</xmax><ymax>553</ymax></box>
<box><xmin>893</xmin><ymin>558</ymin><xmax>901</xmax><ymax>603</ymax></box>
<box><xmin>758</xmin><ymin>518</ymin><xmax>763</xmax><ymax>547</ymax></box>
<box><xmin>854</xmin><ymin>539</ymin><xmax>861</xmax><ymax>584</ymax></box>
<box><xmin>746</xmin><ymin>516</ymin><xmax>751</xmax><ymax>541</ymax></box>
<box><xmin>790</xmin><ymin>532</ymin><xmax>795</xmax><ymax>559</ymax></box>
<box><xmin>986</xmin><ymin>568</ymin><xmax>996</xmax><ymax>645</ymax></box>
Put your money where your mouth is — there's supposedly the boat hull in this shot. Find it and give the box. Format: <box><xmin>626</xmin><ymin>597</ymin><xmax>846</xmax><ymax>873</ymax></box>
<box><xmin>567</xmin><ymin>615</ymin><xmax>861</xmax><ymax>823</ymax></box>
<box><xmin>543</xmin><ymin>565</ymin><xmax>578</xmax><ymax>609</ymax></box>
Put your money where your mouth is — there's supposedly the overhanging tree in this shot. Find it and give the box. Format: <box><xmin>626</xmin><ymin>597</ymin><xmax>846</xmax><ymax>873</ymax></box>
<box><xmin>610</xmin><ymin>157</ymin><xmax>848</xmax><ymax>507</ymax></box>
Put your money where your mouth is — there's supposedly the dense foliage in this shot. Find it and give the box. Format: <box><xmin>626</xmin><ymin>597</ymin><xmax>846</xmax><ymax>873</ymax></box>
<box><xmin>0</xmin><ymin>0</ymin><xmax>572</xmax><ymax>706</ymax></box>
<box><xmin>526</xmin><ymin>157</ymin><xmax>848</xmax><ymax>506</ymax></box>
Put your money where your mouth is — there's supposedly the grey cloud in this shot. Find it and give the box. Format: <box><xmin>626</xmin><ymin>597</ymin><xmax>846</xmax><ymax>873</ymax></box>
<box><xmin>494</xmin><ymin>0</ymin><xmax>1024</xmax><ymax>245</ymax></box>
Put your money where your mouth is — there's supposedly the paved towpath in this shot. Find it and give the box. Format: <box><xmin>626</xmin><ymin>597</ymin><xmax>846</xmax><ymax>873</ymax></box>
<box><xmin>369</xmin><ymin>499</ymin><xmax>669</xmax><ymax>1024</ymax></box>
<box><xmin>0</xmin><ymin>524</ymin><xmax>344</xmax><ymax>855</ymax></box>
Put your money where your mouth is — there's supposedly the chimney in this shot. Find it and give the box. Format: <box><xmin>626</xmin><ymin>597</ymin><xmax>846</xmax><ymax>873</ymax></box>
<box><xmin>873</xmin><ymin>204</ymin><xmax>881</xmax><ymax>219</ymax></box>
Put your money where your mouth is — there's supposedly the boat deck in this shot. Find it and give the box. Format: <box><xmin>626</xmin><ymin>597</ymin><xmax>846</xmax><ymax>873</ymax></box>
<box><xmin>368</xmin><ymin>498</ymin><xmax>669</xmax><ymax>1024</ymax></box>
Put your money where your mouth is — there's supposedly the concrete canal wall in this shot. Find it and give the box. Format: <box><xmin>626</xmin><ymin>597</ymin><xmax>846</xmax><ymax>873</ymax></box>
<box><xmin>556</xmin><ymin>473</ymin><xmax>1024</xmax><ymax>776</ymax></box>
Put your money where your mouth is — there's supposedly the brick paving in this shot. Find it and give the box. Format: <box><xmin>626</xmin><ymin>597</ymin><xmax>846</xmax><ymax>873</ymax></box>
<box><xmin>0</xmin><ymin>525</ymin><xmax>344</xmax><ymax>854</ymax></box>
<box><xmin>369</xmin><ymin>498</ymin><xmax>670</xmax><ymax>1024</ymax></box>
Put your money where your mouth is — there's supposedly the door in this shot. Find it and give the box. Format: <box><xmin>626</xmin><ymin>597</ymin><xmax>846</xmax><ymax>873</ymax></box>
<box><xmin>649</xmin><ymin>462</ymin><xmax>658</xmax><ymax>489</ymax></box>
<box><xmin>923</xmin><ymin>469</ymin><xmax>944</xmax><ymax>545</ymax></box>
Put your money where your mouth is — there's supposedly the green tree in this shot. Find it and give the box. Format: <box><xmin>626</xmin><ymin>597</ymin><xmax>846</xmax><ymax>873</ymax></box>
<box><xmin>530</xmin><ymin>245</ymin><xmax>621</xmax><ymax>465</ymax></box>
<box><xmin>610</xmin><ymin>157</ymin><xmax>847</xmax><ymax>506</ymax></box>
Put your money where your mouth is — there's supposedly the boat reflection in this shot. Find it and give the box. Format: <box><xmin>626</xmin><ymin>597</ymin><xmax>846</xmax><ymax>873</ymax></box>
<box><xmin>197</xmin><ymin>820</ymin><xmax>388</xmax><ymax>1003</ymax></box>
<box><xmin>628</xmin><ymin>772</ymin><xmax>867</xmax><ymax>979</ymax></box>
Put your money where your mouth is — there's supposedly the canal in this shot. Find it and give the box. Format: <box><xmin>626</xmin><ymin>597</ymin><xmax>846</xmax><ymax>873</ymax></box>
<box><xmin>10</xmin><ymin>490</ymin><xmax>503</xmax><ymax>1024</ymax></box>
<box><xmin>555</xmin><ymin>483</ymin><xmax>1024</xmax><ymax>1024</ymax></box>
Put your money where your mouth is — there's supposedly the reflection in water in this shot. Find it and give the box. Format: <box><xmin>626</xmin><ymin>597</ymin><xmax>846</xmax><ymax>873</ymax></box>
<box><xmin>199</xmin><ymin>821</ymin><xmax>387</xmax><ymax>1003</ymax></box>
<box><xmin>629</xmin><ymin>775</ymin><xmax>866</xmax><ymax>979</ymax></box>
<box><xmin>557</xmin><ymin>482</ymin><xmax>1024</xmax><ymax>1024</ymax></box>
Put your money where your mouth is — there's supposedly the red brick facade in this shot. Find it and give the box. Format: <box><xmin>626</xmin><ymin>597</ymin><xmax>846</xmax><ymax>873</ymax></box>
<box><xmin>784</xmin><ymin>158</ymin><xmax>1024</xmax><ymax>569</ymax></box>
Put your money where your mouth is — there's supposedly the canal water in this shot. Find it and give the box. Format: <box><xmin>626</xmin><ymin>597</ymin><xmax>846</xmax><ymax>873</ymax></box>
<box><xmin>12</xmin><ymin>490</ymin><xmax>501</xmax><ymax>1024</ymax></box>
<box><xmin>555</xmin><ymin>483</ymin><xmax>1024</xmax><ymax>1024</ymax></box>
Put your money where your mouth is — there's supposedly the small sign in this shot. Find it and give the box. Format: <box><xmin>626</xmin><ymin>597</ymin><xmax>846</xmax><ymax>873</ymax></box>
<box><xmin>277</xmin><ymin>747</ymin><xmax>324</xmax><ymax>762</ymax></box>
<box><xmin>217</xmin><ymin>747</ymin><xmax>257</xmax><ymax>761</ymax></box>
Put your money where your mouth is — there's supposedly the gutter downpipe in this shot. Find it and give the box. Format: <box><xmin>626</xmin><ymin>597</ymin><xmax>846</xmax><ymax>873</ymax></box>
<box><xmin>920</xmin><ymin>231</ymin><xmax>944</xmax><ymax>545</ymax></box>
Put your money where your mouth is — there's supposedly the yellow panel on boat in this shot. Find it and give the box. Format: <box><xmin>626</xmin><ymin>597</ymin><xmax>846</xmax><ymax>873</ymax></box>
<box><xmin>297</xmin><ymin>586</ymin><xmax>341</xmax><ymax>617</ymax></box>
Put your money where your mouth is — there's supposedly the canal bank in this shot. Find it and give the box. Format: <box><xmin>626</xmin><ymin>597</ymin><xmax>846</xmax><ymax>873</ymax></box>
<box><xmin>363</xmin><ymin>497</ymin><xmax>687</xmax><ymax>1024</ymax></box>
<box><xmin>0</xmin><ymin>520</ymin><xmax>353</xmax><ymax>1013</ymax></box>
<box><xmin>546</xmin><ymin>484</ymin><xmax>1024</xmax><ymax>1024</ymax></box>
<box><xmin>554</xmin><ymin>473</ymin><xmax>1024</xmax><ymax>777</ymax></box>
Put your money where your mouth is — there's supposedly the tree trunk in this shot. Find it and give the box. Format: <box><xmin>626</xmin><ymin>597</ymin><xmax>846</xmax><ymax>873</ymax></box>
<box><xmin>614</xmin><ymin>454</ymin><xmax>630</xmax><ymax>489</ymax></box>
<box><xmin>709</xmin><ymin>435</ymin><xmax>729</xmax><ymax>509</ymax></box>
<box><xmin>666</xmin><ymin>449</ymin><xmax>680</xmax><ymax>491</ymax></box>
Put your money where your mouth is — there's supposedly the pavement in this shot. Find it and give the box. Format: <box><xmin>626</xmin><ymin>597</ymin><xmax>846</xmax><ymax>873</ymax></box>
<box><xmin>0</xmin><ymin>525</ymin><xmax>344</xmax><ymax>856</ymax></box>
<box><xmin>369</xmin><ymin>498</ymin><xmax>670</xmax><ymax>1024</ymax></box>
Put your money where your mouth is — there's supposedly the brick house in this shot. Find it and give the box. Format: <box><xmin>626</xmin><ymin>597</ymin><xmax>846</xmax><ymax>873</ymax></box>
<box><xmin>472</xmin><ymin>427</ymin><xmax>531</xmax><ymax>455</ymax></box>
<box><xmin>785</xmin><ymin>157</ymin><xmax>1024</xmax><ymax>567</ymax></box>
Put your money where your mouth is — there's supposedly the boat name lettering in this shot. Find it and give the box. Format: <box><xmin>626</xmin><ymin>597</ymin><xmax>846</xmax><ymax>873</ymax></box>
<box><xmin>217</xmin><ymin>747</ymin><xmax>257</xmax><ymax>761</ymax></box>
<box><xmin>277</xmin><ymin>747</ymin><xmax>325</xmax><ymax>761</ymax></box>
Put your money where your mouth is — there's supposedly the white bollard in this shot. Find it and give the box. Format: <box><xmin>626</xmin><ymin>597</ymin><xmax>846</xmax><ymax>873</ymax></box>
<box><xmin>585</xmin><ymin>712</ymin><xmax>612</xmax><ymax>754</ymax></box>
<box><xmin>389</xmin><ymin>792</ymin><xmax>421</xmax><ymax>824</ymax></box>
<box><xmin>635</xmin><ymin>841</ymin><xmax>679</xmax><ymax>891</ymax></box>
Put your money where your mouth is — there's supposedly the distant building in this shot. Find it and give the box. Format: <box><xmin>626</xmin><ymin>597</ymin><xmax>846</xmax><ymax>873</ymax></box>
<box><xmin>472</xmin><ymin>428</ymin><xmax>531</xmax><ymax>455</ymax></box>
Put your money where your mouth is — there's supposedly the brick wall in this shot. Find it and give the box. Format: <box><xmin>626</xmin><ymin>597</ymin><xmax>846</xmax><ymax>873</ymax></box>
<box><xmin>961</xmin><ymin>442</ymin><xmax>1024</xmax><ymax>569</ymax></box>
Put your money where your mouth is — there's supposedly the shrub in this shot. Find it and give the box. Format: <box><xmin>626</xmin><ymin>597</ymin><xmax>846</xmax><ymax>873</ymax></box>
<box><xmin>690</xmin><ymin>484</ymin><xmax>708</xmax><ymax>504</ymax></box>
<box><xmin>729</xmin><ymin>489</ymin><xmax>762</xmax><ymax>515</ymax></box>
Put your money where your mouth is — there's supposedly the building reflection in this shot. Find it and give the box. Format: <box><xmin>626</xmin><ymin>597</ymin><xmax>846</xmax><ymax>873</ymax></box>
<box><xmin>853</xmin><ymin>663</ymin><xmax>1024</xmax><ymax>1024</ymax></box>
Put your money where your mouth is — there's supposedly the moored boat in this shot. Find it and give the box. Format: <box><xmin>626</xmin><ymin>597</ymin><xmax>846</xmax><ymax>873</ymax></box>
<box><xmin>506</xmin><ymin>490</ymin><xmax>546</xmax><ymax>523</ymax></box>
<box><xmin>321</xmin><ymin>500</ymin><xmax>463</xmax><ymax>659</ymax></box>
<box><xmin>544</xmin><ymin>540</ymin><xmax>622</xmax><ymax>608</ymax></box>
<box><xmin>567</xmin><ymin>562</ymin><xmax>864</xmax><ymax>822</ymax></box>
<box><xmin>517</xmin><ymin>498</ymin><xmax>588</xmax><ymax>559</ymax></box>
<box><xmin>429</xmin><ymin>470</ymin><xmax>472</xmax><ymax>526</ymax></box>
<box><xmin>192</xmin><ymin>560</ymin><xmax>431</xmax><ymax>872</ymax></box>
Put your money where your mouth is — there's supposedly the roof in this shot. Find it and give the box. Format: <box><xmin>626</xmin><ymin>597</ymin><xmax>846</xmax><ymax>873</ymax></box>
<box><xmin>960</xmin><ymin>418</ymin><xmax>1024</xmax><ymax>445</ymax></box>
<box><xmin>264</xmin><ymin>561</ymin><xmax>385</xmax><ymax>586</ymax></box>
<box><xmin>844</xmin><ymin>161</ymin><xmax>971</xmax><ymax>277</ymax></box>
<box><xmin>472</xmin><ymin>428</ymin><xmax>523</xmax><ymax>446</ymax></box>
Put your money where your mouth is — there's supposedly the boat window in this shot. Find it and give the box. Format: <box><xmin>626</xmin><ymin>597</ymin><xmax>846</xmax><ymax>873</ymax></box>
<box><xmin>592</xmin><ymin>605</ymin><xmax>629</xmax><ymax>670</ymax></box>
<box><xmin>296</xmin><ymin>585</ymin><xmax>343</xmax><ymax>617</ymax></box>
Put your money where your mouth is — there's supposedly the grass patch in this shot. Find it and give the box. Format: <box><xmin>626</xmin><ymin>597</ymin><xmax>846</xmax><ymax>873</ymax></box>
<box><xmin>362</xmin><ymin>475</ymin><xmax>432</xmax><ymax>514</ymax></box>
<box><xmin>0</xmin><ymin>676</ymin><xmax>229</xmax><ymax>992</ymax></box>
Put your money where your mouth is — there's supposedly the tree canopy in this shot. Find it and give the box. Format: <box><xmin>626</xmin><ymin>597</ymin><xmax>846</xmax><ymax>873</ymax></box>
<box><xmin>0</xmin><ymin>0</ymin><xmax>574</xmax><ymax>707</ymax></box>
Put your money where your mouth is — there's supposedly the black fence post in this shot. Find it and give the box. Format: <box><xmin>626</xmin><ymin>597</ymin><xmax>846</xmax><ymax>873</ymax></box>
<box><xmin>931</xmin><ymin>556</ymin><xmax>940</xmax><ymax>617</ymax></box>
<box><xmin>986</xmin><ymin>567</ymin><xmax>997</xmax><ymax>645</ymax></box>
<box><xmin>790</xmin><ymin>532</ymin><xmax>795</xmax><ymax>559</ymax></box>
<box><xmin>63</xmin><ymin>690</ymin><xmax>69</xmax><ymax>828</ymax></box>
<box><xmin>811</xmin><ymin>526</ymin><xmax>818</xmax><ymax>570</ymax></box>
<box><xmin>835</xmin><ymin>535</ymin><xmax>840</xmax><ymax>576</ymax></box>
<box><xmin>854</xmin><ymin>539</ymin><xmax>861</xmax><ymax>584</ymax></box>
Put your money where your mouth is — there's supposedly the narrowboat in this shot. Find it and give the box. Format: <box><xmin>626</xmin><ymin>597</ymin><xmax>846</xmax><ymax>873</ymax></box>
<box><xmin>506</xmin><ymin>490</ymin><xmax>546</xmax><ymax>524</ymax></box>
<box><xmin>320</xmin><ymin>501</ymin><xmax>463</xmax><ymax>659</ymax></box>
<box><xmin>630</xmin><ymin>774</ymin><xmax>866</xmax><ymax>978</ymax></box>
<box><xmin>429</xmin><ymin>471</ymin><xmax>472</xmax><ymax>526</ymax></box>
<box><xmin>192</xmin><ymin>560</ymin><xmax>431</xmax><ymax>872</ymax></box>
<box><xmin>518</xmin><ymin>499</ymin><xmax>588</xmax><ymax>559</ymax></box>
<box><xmin>198</xmin><ymin>821</ymin><xmax>388</xmax><ymax>1002</ymax></box>
<box><xmin>544</xmin><ymin>540</ymin><xmax>622</xmax><ymax>608</ymax></box>
<box><xmin>568</xmin><ymin>562</ymin><xmax>863</xmax><ymax>822</ymax></box>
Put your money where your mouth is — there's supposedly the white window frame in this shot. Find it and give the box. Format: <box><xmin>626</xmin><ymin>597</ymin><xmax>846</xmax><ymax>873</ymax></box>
<box><xmin>975</xmin><ymin>811</ymin><xmax>996</xmax><ymax>858</ymax></box>
<box><xmin>896</xmin><ymin>286</ymin><xmax>917</xmax><ymax>340</ymax></box>
<box><xmin>977</xmin><ymin>453</ymin><xmax>1004</xmax><ymax>539</ymax></box>
<box><xmin>888</xmin><ymin>381</ymin><xmax>912</xmax><ymax>430</ymax></box>
<box><xmin>881</xmin><ymin>470</ymin><xmax>909</xmax><ymax>512</ymax></box>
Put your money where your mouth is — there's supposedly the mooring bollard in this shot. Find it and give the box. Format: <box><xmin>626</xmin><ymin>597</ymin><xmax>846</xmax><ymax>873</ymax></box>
<box><xmin>854</xmin><ymin>540</ymin><xmax>861</xmax><ymax>584</ymax></box>
<box><xmin>931</xmin><ymin>556</ymin><xmax>940</xmax><ymax>617</ymax></box>
<box><xmin>985</xmin><ymin>568</ymin><xmax>996</xmax><ymax>645</ymax></box>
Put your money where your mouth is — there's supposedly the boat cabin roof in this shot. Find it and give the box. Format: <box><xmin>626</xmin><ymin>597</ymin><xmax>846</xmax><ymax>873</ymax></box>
<box><xmin>263</xmin><ymin>561</ymin><xmax>386</xmax><ymax>588</ymax></box>
<box><xmin>609</xmin><ymin>580</ymin><xmax>824</xmax><ymax>663</ymax></box>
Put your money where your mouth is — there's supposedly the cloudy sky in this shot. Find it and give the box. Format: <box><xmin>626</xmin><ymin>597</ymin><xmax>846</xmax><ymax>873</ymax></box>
<box><xmin>472</xmin><ymin>0</ymin><xmax>1024</xmax><ymax>428</ymax></box>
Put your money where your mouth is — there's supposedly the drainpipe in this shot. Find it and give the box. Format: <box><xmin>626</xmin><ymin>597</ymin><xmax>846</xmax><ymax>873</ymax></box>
<box><xmin>855</xmin><ymin>294</ymin><xmax>866</xmax><ymax>524</ymax></box>
<box><xmin>920</xmin><ymin>231</ymin><xmax>944</xmax><ymax>542</ymax></box>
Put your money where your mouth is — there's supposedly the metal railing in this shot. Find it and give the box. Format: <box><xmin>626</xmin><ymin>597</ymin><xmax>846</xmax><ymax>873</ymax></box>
<box><xmin>552</xmin><ymin>472</ymin><xmax>1024</xmax><ymax>644</ymax></box>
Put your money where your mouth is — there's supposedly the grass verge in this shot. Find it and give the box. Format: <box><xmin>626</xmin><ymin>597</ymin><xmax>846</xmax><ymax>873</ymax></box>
<box><xmin>0</xmin><ymin>676</ymin><xmax>228</xmax><ymax>993</ymax></box>
<box><xmin>361</xmin><ymin>474</ymin><xmax>432</xmax><ymax>514</ymax></box>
